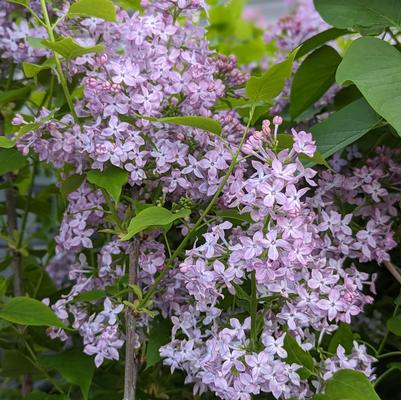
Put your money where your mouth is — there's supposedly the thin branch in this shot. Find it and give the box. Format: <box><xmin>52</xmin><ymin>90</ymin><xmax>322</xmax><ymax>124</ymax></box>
<box><xmin>383</xmin><ymin>260</ymin><xmax>401</xmax><ymax>285</ymax></box>
<box><xmin>5</xmin><ymin>179</ymin><xmax>23</xmax><ymax>296</ymax></box>
<box><xmin>123</xmin><ymin>238</ymin><xmax>140</xmax><ymax>400</ymax></box>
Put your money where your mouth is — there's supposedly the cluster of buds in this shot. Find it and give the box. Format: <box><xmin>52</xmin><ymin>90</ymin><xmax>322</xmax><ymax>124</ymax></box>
<box><xmin>243</xmin><ymin>116</ymin><xmax>283</xmax><ymax>155</ymax></box>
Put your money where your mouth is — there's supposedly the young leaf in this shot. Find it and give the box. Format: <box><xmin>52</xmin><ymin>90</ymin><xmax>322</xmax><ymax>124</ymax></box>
<box><xmin>246</xmin><ymin>49</ymin><xmax>298</xmax><ymax>103</ymax></box>
<box><xmin>23</xmin><ymin>58</ymin><xmax>56</xmax><ymax>78</ymax></box>
<box><xmin>315</xmin><ymin>369</ymin><xmax>380</xmax><ymax>400</ymax></box>
<box><xmin>328</xmin><ymin>323</ymin><xmax>354</xmax><ymax>354</ymax></box>
<box><xmin>39</xmin><ymin>350</ymin><xmax>95</xmax><ymax>400</ymax></box>
<box><xmin>0</xmin><ymin>137</ymin><xmax>16</xmax><ymax>149</ymax></box>
<box><xmin>71</xmin><ymin>289</ymin><xmax>107</xmax><ymax>303</ymax></box>
<box><xmin>290</xmin><ymin>46</ymin><xmax>342</xmax><ymax>118</ymax></box>
<box><xmin>14</xmin><ymin>111</ymin><xmax>56</xmax><ymax>141</ymax></box>
<box><xmin>4</xmin><ymin>0</ymin><xmax>29</xmax><ymax>6</ymax></box>
<box><xmin>133</xmin><ymin>114</ymin><xmax>222</xmax><ymax>136</ymax></box>
<box><xmin>314</xmin><ymin>0</ymin><xmax>401</xmax><ymax>31</ymax></box>
<box><xmin>284</xmin><ymin>334</ymin><xmax>315</xmax><ymax>379</ymax></box>
<box><xmin>86</xmin><ymin>165</ymin><xmax>128</xmax><ymax>203</ymax></box>
<box><xmin>146</xmin><ymin>317</ymin><xmax>171</xmax><ymax>368</ymax></box>
<box><xmin>1</xmin><ymin>350</ymin><xmax>44</xmax><ymax>377</ymax></box>
<box><xmin>68</xmin><ymin>0</ymin><xmax>117</xmax><ymax>22</ymax></box>
<box><xmin>387</xmin><ymin>314</ymin><xmax>401</xmax><ymax>336</ymax></box>
<box><xmin>25</xmin><ymin>392</ymin><xmax>69</xmax><ymax>400</ymax></box>
<box><xmin>296</xmin><ymin>28</ymin><xmax>350</xmax><ymax>59</ymax></box>
<box><xmin>0</xmin><ymin>297</ymin><xmax>67</xmax><ymax>329</ymax></box>
<box><xmin>0</xmin><ymin>148</ymin><xmax>26</xmax><ymax>175</ymax></box>
<box><xmin>310</xmin><ymin>98</ymin><xmax>381</xmax><ymax>160</ymax></box>
<box><xmin>60</xmin><ymin>174</ymin><xmax>85</xmax><ymax>198</ymax></box>
<box><xmin>42</xmin><ymin>37</ymin><xmax>104</xmax><ymax>60</ymax></box>
<box><xmin>233</xmin><ymin>283</ymin><xmax>251</xmax><ymax>302</ymax></box>
<box><xmin>121</xmin><ymin>207</ymin><xmax>191</xmax><ymax>241</ymax></box>
<box><xmin>336</xmin><ymin>37</ymin><xmax>401</xmax><ymax>135</ymax></box>
<box><xmin>0</xmin><ymin>84</ymin><xmax>34</xmax><ymax>105</ymax></box>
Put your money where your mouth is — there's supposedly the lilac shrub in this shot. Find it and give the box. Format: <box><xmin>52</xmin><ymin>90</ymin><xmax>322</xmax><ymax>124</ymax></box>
<box><xmin>2</xmin><ymin>0</ymin><xmax>401</xmax><ymax>399</ymax></box>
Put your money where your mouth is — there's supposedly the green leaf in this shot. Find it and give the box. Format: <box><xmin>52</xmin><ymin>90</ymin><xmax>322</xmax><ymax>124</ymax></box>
<box><xmin>25</xmin><ymin>391</ymin><xmax>69</xmax><ymax>400</ymax></box>
<box><xmin>0</xmin><ymin>297</ymin><xmax>67</xmax><ymax>329</ymax></box>
<box><xmin>276</xmin><ymin>134</ymin><xmax>330</xmax><ymax>168</ymax></box>
<box><xmin>4</xmin><ymin>0</ymin><xmax>29</xmax><ymax>6</ymax></box>
<box><xmin>0</xmin><ymin>137</ymin><xmax>16</xmax><ymax>149</ymax></box>
<box><xmin>0</xmin><ymin>148</ymin><xmax>26</xmax><ymax>175</ymax></box>
<box><xmin>215</xmin><ymin>209</ymin><xmax>253</xmax><ymax>224</ymax></box>
<box><xmin>315</xmin><ymin>369</ymin><xmax>380</xmax><ymax>400</ymax></box>
<box><xmin>328</xmin><ymin>323</ymin><xmax>355</xmax><ymax>354</ymax></box>
<box><xmin>39</xmin><ymin>350</ymin><xmax>95</xmax><ymax>400</ymax></box>
<box><xmin>233</xmin><ymin>283</ymin><xmax>250</xmax><ymax>301</ymax></box>
<box><xmin>133</xmin><ymin>114</ymin><xmax>222</xmax><ymax>136</ymax></box>
<box><xmin>72</xmin><ymin>289</ymin><xmax>107</xmax><ymax>303</ymax></box>
<box><xmin>296</xmin><ymin>28</ymin><xmax>350</xmax><ymax>59</ymax></box>
<box><xmin>23</xmin><ymin>58</ymin><xmax>56</xmax><ymax>78</ymax></box>
<box><xmin>60</xmin><ymin>174</ymin><xmax>85</xmax><ymax>197</ymax></box>
<box><xmin>284</xmin><ymin>334</ymin><xmax>314</xmax><ymax>379</ymax></box>
<box><xmin>394</xmin><ymin>290</ymin><xmax>401</xmax><ymax>306</ymax></box>
<box><xmin>1</xmin><ymin>350</ymin><xmax>44</xmax><ymax>377</ymax></box>
<box><xmin>336</xmin><ymin>37</ymin><xmax>401</xmax><ymax>134</ymax></box>
<box><xmin>87</xmin><ymin>165</ymin><xmax>128</xmax><ymax>203</ymax></box>
<box><xmin>387</xmin><ymin>314</ymin><xmax>401</xmax><ymax>336</ymax></box>
<box><xmin>14</xmin><ymin>112</ymin><xmax>56</xmax><ymax>142</ymax></box>
<box><xmin>27</xmin><ymin>36</ymin><xmax>48</xmax><ymax>49</ymax></box>
<box><xmin>121</xmin><ymin>207</ymin><xmax>191</xmax><ymax>241</ymax></box>
<box><xmin>68</xmin><ymin>0</ymin><xmax>117</xmax><ymax>22</ymax></box>
<box><xmin>42</xmin><ymin>37</ymin><xmax>104</xmax><ymax>60</ymax></box>
<box><xmin>246</xmin><ymin>50</ymin><xmax>298</xmax><ymax>102</ymax></box>
<box><xmin>310</xmin><ymin>98</ymin><xmax>381</xmax><ymax>160</ymax></box>
<box><xmin>0</xmin><ymin>85</ymin><xmax>34</xmax><ymax>105</ymax></box>
<box><xmin>290</xmin><ymin>46</ymin><xmax>342</xmax><ymax>118</ymax></box>
<box><xmin>314</xmin><ymin>0</ymin><xmax>401</xmax><ymax>31</ymax></box>
<box><xmin>146</xmin><ymin>317</ymin><xmax>171</xmax><ymax>368</ymax></box>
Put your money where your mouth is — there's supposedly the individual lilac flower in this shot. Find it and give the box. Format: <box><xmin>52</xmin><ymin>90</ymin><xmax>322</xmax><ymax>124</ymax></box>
<box><xmin>265</xmin><ymin>230</ymin><xmax>288</xmax><ymax>261</ymax></box>
<box><xmin>317</xmin><ymin>289</ymin><xmax>345</xmax><ymax>320</ymax></box>
<box><xmin>262</xmin><ymin>333</ymin><xmax>287</xmax><ymax>358</ymax></box>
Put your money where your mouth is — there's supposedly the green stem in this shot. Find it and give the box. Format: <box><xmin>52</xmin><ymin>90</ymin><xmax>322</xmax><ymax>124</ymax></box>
<box><xmin>374</xmin><ymin>367</ymin><xmax>398</xmax><ymax>388</ymax></box>
<box><xmin>378</xmin><ymin>304</ymin><xmax>399</xmax><ymax>354</ymax></box>
<box><xmin>10</xmin><ymin>326</ymin><xmax>66</xmax><ymax>394</ymax></box>
<box><xmin>250</xmin><ymin>270</ymin><xmax>258</xmax><ymax>351</ymax></box>
<box><xmin>378</xmin><ymin>351</ymin><xmax>401</xmax><ymax>360</ymax></box>
<box><xmin>16</xmin><ymin>161</ymin><xmax>37</xmax><ymax>251</ymax></box>
<box><xmin>39</xmin><ymin>0</ymin><xmax>78</xmax><ymax>121</ymax></box>
<box><xmin>139</xmin><ymin>106</ymin><xmax>255</xmax><ymax>308</ymax></box>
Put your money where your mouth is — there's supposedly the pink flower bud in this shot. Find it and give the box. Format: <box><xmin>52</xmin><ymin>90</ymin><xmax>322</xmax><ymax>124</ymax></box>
<box><xmin>87</xmin><ymin>77</ymin><xmax>98</xmax><ymax>88</ymax></box>
<box><xmin>12</xmin><ymin>114</ymin><xmax>25</xmax><ymax>126</ymax></box>
<box><xmin>262</xmin><ymin>120</ymin><xmax>271</xmax><ymax>137</ymax></box>
<box><xmin>96</xmin><ymin>54</ymin><xmax>108</xmax><ymax>65</ymax></box>
<box><xmin>242</xmin><ymin>143</ymin><xmax>254</xmax><ymax>155</ymax></box>
<box><xmin>273</xmin><ymin>115</ymin><xmax>283</xmax><ymax>126</ymax></box>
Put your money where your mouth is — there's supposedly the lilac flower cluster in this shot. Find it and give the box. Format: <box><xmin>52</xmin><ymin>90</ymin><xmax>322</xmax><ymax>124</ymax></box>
<box><xmin>0</xmin><ymin>0</ymin><xmax>49</xmax><ymax>64</ymax></box>
<box><xmin>17</xmin><ymin>1</ymin><xmax>247</xmax><ymax>202</ymax></box>
<box><xmin>160</xmin><ymin>123</ymin><xmax>386</xmax><ymax>399</ymax></box>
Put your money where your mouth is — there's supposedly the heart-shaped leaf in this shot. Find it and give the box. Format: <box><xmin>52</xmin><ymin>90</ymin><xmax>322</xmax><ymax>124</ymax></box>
<box><xmin>86</xmin><ymin>165</ymin><xmax>128</xmax><ymax>203</ymax></box>
<box><xmin>121</xmin><ymin>207</ymin><xmax>191</xmax><ymax>241</ymax></box>
<box><xmin>68</xmin><ymin>0</ymin><xmax>117</xmax><ymax>22</ymax></box>
<box><xmin>336</xmin><ymin>37</ymin><xmax>401</xmax><ymax>134</ymax></box>
<box><xmin>42</xmin><ymin>37</ymin><xmax>104</xmax><ymax>60</ymax></box>
<box><xmin>0</xmin><ymin>297</ymin><xmax>67</xmax><ymax>329</ymax></box>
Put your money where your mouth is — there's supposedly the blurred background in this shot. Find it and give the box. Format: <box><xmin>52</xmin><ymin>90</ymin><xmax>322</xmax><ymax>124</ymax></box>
<box><xmin>250</xmin><ymin>0</ymin><xmax>288</xmax><ymax>21</ymax></box>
